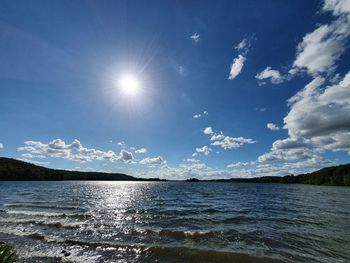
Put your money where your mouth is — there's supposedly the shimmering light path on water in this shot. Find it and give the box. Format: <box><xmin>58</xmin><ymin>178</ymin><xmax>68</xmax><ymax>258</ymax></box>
<box><xmin>0</xmin><ymin>181</ymin><xmax>349</xmax><ymax>263</ymax></box>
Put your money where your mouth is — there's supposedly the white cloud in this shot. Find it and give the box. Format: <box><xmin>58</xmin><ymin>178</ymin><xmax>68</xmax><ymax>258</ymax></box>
<box><xmin>257</xmin><ymin>137</ymin><xmax>320</xmax><ymax>163</ymax></box>
<box><xmin>227</xmin><ymin>161</ymin><xmax>255</xmax><ymax>168</ymax></box>
<box><xmin>193</xmin><ymin>111</ymin><xmax>209</xmax><ymax>119</ymax></box>
<box><xmin>204</xmin><ymin>127</ymin><xmax>256</xmax><ymax>150</ymax></box>
<box><xmin>235</xmin><ymin>38</ymin><xmax>248</xmax><ymax>52</ymax></box>
<box><xmin>203</xmin><ymin>127</ymin><xmax>214</xmax><ymax>135</ymax></box>
<box><xmin>21</xmin><ymin>153</ymin><xmax>34</xmax><ymax>158</ymax></box>
<box><xmin>256</xmin><ymin>67</ymin><xmax>284</xmax><ymax>84</ymax></box>
<box><xmin>139</xmin><ymin>156</ymin><xmax>166</xmax><ymax>165</ymax></box>
<box><xmin>0</xmin><ymin>143</ymin><xmax>3</xmax><ymax>149</ymax></box>
<box><xmin>323</xmin><ymin>0</ymin><xmax>350</xmax><ymax>18</ymax></box>
<box><xmin>258</xmin><ymin>146</ymin><xmax>318</xmax><ymax>163</ymax></box>
<box><xmin>117</xmin><ymin>141</ymin><xmax>126</xmax><ymax>147</ymax></box>
<box><xmin>190</xmin><ymin>32</ymin><xmax>200</xmax><ymax>42</ymax></box>
<box><xmin>284</xmin><ymin>71</ymin><xmax>350</xmax><ymax>154</ymax></box>
<box><xmin>228</xmin><ymin>37</ymin><xmax>253</xmax><ymax>80</ymax></box>
<box><xmin>289</xmin><ymin>0</ymin><xmax>350</xmax><ymax>76</ymax></box>
<box><xmin>184</xmin><ymin>158</ymin><xmax>200</xmax><ymax>162</ymax></box>
<box><xmin>267</xmin><ymin>123</ymin><xmax>280</xmax><ymax>131</ymax></box>
<box><xmin>17</xmin><ymin>139</ymin><xmax>134</xmax><ymax>163</ymax></box>
<box><xmin>228</xmin><ymin>54</ymin><xmax>246</xmax><ymax>80</ymax></box>
<box><xmin>180</xmin><ymin>162</ymin><xmax>207</xmax><ymax>170</ymax></box>
<box><xmin>135</xmin><ymin>148</ymin><xmax>147</xmax><ymax>154</ymax></box>
<box><xmin>135</xmin><ymin>155</ymin><xmax>334</xmax><ymax>180</ymax></box>
<box><xmin>210</xmin><ymin>134</ymin><xmax>225</xmax><ymax>141</ymax></box>
<box><xmin>211</xmin><ymin>135</ymin><xmax>255</xmax><ymax>149</ymax></box>
<box><xmin>195</xmin><ymin>146</ymin><xmax>212</xmax><ymax>155</ymax></box>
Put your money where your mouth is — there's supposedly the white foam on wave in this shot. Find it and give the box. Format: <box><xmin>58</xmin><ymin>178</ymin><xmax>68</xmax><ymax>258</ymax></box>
<box><xmin>5</xmin><ymin>210</ymin><xmax>66</xmax><ymax>217</ymax></box>
<box><xmin>0</xmin><ymin>218</ymin><xmax>82</xmax><ymax>228</ymax></box>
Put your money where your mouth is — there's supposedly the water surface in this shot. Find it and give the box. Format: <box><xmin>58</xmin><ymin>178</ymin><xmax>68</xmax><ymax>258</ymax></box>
<box><xmin>0</xmin><ymin>181</ymin><xmax>349</xmax><ymax>263</ymax></box>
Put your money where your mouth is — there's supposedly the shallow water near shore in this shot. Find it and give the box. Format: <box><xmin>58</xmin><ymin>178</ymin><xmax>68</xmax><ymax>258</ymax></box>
<box><xmin>0</xmin><ymin>181</ymin><xmax>349</xmax><ymax>263</ymax></box>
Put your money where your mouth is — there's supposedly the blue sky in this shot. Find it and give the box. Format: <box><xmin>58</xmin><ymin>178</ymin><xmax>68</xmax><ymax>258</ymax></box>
<box><xmin>0</xmin><ymin>0</ymin><xmax>349</xmax><ymax>179</ymax></box>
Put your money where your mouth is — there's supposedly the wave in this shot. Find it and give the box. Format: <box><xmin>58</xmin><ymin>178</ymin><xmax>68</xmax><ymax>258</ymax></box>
<box><xmin>0</xmin><ymin>218</ymin><xmax>80</xmax><ymax>229</ymax></box>
<box><xmin>3</xmin><ymin>209</ymin><xmax>90</xmax><ymax>219</ymax></box>
<box><xmin>0</xmin><ymin>227</ymin><xmax>284</xmax><ymax>263</ymax></box>
<box><xmin>143</xmin><ymin>228</ymin><xmax>218</xmax><ymax>240</ymax></box>
<box><xmin>3</xmin><ymin>203</ymin><xmax>84</xmax><ymax>211</ymax></box>
<box><xmin>56</xmin><ymin>239</ymin><xmax>284</xmax><ymax>263</ymax></box>
<box><xmin>221</xmin><ymin>215</ymin><xmax>256</xmax><ymax>224</ymax></box>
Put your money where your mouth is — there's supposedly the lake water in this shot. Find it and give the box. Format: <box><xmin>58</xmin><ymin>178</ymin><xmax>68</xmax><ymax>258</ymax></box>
<box><xmin>0</xmin><ymin>181</ymin><xmax>349</xmax><ymax>263</ymax></box>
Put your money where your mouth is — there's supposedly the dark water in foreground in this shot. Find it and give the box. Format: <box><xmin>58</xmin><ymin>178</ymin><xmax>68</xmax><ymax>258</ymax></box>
<box><xmin>0</xmin><ymin>182</ymin><xmax>349</xmax><ymax>263</ymax></box>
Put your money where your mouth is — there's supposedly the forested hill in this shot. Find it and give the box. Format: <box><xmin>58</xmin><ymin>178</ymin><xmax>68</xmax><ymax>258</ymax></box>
<box><xmin>207</xmin><ymin>163</ymin><xmax>350</xmax><ymax>186</ymax></box>
<box><xmin>0</xmin><ymin>157</ymin><xmax>349</xmax><ymax>185</ymax></box>
<box><xmin>0</xmin><ymin>157</ymin><xmax>153</xmax><ymax>181</ymax></box>
<box><xmin>281</xmin><ymin>163</ymin><xmax>350</xmax><ymax>186</ymax></box>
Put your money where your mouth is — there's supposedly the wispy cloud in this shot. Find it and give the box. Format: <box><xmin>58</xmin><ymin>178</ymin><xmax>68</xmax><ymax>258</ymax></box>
<box><xmin>190</xmin><ymin>32</ymin><xmax>200</xmax><ymax>42</ymax></box>
<box><xmin>193</xmin><ymin>110</ymin><xmax>208</xmax><ymax>119</ymax></box>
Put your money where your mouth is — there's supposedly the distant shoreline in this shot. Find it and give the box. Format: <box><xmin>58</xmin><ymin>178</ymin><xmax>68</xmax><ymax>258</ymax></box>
<box><xmin>0</xmin><ymin>157</ymin><xmax>349</xmax><ymax>186</ymax></box>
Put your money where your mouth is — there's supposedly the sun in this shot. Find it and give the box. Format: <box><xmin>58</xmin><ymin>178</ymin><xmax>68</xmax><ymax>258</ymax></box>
<box><xmin>118</xmin><ymin>74</ymin><xmax>140</xmax><ymax>96</ymax></box>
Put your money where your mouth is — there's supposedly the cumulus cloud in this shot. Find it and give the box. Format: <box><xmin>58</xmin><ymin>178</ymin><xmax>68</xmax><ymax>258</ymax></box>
<box><xmin>228</xmin><ymin>54</ymin><xmax>246</xmax><ymax>80</ymax></box>
<box><xmin>203</xmin><ymin>127</ymin><xmax>256</xmax><ymax>150</ymax></box>
<box><xmin>203</xmin><ymin>127</ymin><xmax>214</xmax><ymax>135</ymax></box>
<box><xmin>284</xmin><ymin>71</ymin><xmax>350</xmax><ymax>154</ymax></box>
<box><xmin>211</xmin><ymin>136</ymin><xmax>255</xmax><ymax>149</ymax></box>
<box><xmin>139</xmin><ymin>156</ymin><xmax>166</xmax><ymax>165</ymax></box>
<box><xmin>267</xmin><ymin>123</ymin><xmax>280</xmax><ymax>131</ymax></box>
<box><xmin>256</xmin><ymin>67</ymin><xmax>284</xmax><ymax>84</ymax></box>
<box><xmin>289</xmin><ymin>0</ymin><xmax>350</xmax><ymax>76</ymax></box>
<box><xmin>195</xmin><ymin>146</ymin><xmax>212</xmax><ymax>155</ymax></box>
<box><xmin>258</xmin><ymin>146</ymin><xmax>318</xmax><ymax>163</ymax></box>
<box><xmin>190</xmin><ymin>32</ymin><xmax>200</xmax><ymax>42</ymax></box>
<box><xmin>0</xmin><ymin>143</ymin><xmax>3</xmax><ymax>149</ymax></box>
<box><xmin>135</xmin><ymin>148</ymin><xmax>147</xmax><ymax>154</ymax></box>
<box><xmin>17</xmin><ymin>139</ymin><xmax>134</xmax><ymax>163</ymax></box>
<box><xmin>118</xmin><ymin>150</ymin><xmax>134</xmax><ymax>163</ymax></box>
<box><xmin>257</xmin><ymin>136</ymin><xmax>320</xmax><ymax>163</ymax></box>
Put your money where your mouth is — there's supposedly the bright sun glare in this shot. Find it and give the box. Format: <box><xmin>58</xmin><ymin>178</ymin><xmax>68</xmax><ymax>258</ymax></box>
<box><xmin>118</xmin><ymin>74</ymin><xmax>140</xmax><ymax>96</ymax></box>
